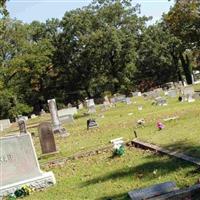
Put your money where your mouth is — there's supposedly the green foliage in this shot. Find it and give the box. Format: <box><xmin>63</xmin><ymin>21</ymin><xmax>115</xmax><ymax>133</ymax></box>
<box><xmin>0</xmin><ymin>89</ymin><xmax>32</xmax><ymax>120</ymax></box>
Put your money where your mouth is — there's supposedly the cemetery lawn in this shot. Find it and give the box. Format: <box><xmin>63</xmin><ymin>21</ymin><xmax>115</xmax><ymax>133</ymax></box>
<box><xmin>1</xmin><ymin>84</ymin><xmax>200</xmax><ymax>199</ymax></box>
<box><xmin>24</xmin><ymin>149</ymin><xmax>199</xmax><ymax>200</ymax></box>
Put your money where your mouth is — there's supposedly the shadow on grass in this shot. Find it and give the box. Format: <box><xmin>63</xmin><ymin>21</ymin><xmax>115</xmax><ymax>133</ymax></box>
<box><xmin>82</xmin><ymin>157</ymin><xmax>193</xmax><ymax>187</ymax></box>
<box><xmin>96</xmin><ymin>192</ymin><xmax>129</xmax><ymax>200</ymax></box>
<box><xmin>161</xmin><ymin>140</ymin><xmax>200</xmax><ymax>159</ymax></box>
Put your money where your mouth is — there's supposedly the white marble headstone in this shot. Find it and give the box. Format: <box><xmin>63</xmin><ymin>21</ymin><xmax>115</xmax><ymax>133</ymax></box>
<box><xmin>0</xmin><ymin>134</ymin><xmax>56</xmax><ymax>196</ymax></box>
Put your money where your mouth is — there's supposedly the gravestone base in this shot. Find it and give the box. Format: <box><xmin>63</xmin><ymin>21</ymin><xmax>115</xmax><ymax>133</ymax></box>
<box><xmin>0</xmin><ymin>171</ymin><xmax>55</xmax><ymax>197</ymax></box>
<box><xmin>39</xmin><ymin>151</ymin><xmax>59</xmax><ymax>158</ymax></box>
<box><xmin>53</xmin><ymin>127</ymin><xmax>69</xmax><ymax>137</ymax></box>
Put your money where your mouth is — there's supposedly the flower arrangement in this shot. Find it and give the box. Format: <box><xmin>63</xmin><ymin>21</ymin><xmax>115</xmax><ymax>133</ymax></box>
<box><xmin>114</xmin><ymin>145</ymin><xmax>125</xmax><ymax>156</ymax></box>
<box><xmin>157</xmin><ymin>121</ymin><xmax>164</xmax><ymax>130</ymax></box>
<box><xmin>7</xmin><ymin>185</ymin><xmax>33</xmax><ymax>200</ymax></box>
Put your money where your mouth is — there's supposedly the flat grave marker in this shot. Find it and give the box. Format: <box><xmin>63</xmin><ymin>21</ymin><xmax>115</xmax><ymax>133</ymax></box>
<box><xmin>128</xmin><ymin>182</ymin><xmax>178</xmax><ymax>200</ymax></box>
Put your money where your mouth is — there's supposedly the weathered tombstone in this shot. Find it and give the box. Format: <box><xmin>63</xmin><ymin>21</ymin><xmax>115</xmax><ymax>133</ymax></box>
<box><xmin>0</xmin><ymin>133</ymin><xmax>56</xmax><ymax>196</ymax></box>
<box><xmin>18</xmin><ymin>119</ymin><xmax>28</xmax><ymax>134</ymax></box>
<box><xmin>128</xmin><ymin>182</ymin><xmax>177</xmax><ymax>200</ymax></box>
<box><xmin>48</xmin><ymin>99</ymin><xmax>68</xmax><ymax>136</ymax></box>
<box><xmin>87</xmin><ymin>119</ymin><xmax>98</xmax><ymax>130</ymax></box>
<box><xmin>38</xmin><ymin>122</ymin><xmax>57</xmax><ymax>155</ymax></box>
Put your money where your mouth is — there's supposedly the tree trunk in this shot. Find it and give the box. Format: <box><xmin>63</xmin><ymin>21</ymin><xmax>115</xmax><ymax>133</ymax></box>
<box><xmin>179</xmin><ymin>53</ymin><xmax>193</xmax><ymax>85</ymax></box>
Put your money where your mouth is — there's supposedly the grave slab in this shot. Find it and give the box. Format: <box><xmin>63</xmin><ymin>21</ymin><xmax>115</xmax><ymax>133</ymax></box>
<box><xmin>128</xmin><ymin>182</ymin><xmax>177</xmax><ymax>200</ymax></box>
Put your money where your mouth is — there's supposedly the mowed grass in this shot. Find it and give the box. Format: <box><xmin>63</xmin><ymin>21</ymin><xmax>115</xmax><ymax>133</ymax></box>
<box><xmin>25</xmin><ymin>149</ymin><xmax>199</xmax><ymax>200</ymax></box>
<box><xmin>1</xmin><ymin>84</ymin><xmax>200</xmax><ymax>199</ymax></box>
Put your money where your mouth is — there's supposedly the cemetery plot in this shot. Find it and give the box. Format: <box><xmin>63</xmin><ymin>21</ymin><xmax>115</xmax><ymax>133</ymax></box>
<box><xmin>1</xmin><ymin>89</ymin><xmax>200</xmax><ymax>199</ymax></box>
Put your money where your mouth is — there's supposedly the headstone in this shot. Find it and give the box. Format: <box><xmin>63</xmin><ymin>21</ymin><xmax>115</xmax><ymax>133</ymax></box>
<box><xmin>138</xmin><ymin>105</ymin><xmax>143</xmax><ymax>111</ymax></box>
<box><xmin>86</xmin><ymin>99</ymin><xmax>96</xmax><ymax>113</ymax></box>
<box><xmin>168</xmin><ymin>90</ymin><xmax>177</xmax><ymax>98</ymax></box>
<box><xmin>128</xmin><ymin>182</ymin><xmax>177</xmax><ymax>200</ymax></box>
<box><xmin>126</xmin><ymin>97</ymin><xmax>132</xmax><ymax>105</ymax></box>
<box><xmin>188</xmin><ymin>94</ymin><xmax>195</xmax><ymax>103</ymax></box>
<box><xmin>39</xmin><ymin>109</ymin><xmax>46</xmax><ymax>116</ymax></box>
<box><xmin>58</xmin><ymin>107</ymin><xmax>78</xmax><ymax>117</ymax></box>
<box><xmin>30</xmin><ymin>114</ymin><xmax>37</xmax><ymax>119</ymax></box>
<box><xmin>78</xmin><ymin>103</ymin><xmax>84</xmax><ymax>109</ymax></box>
<box><xmin>48</xmin><ymin>99</ymin><xmax>68</xmax><ymax>136</ymax></box>
<box><xmin>38</xmin><ymin>122</ymin><xmax>57</xmax><ymax>155</ymax></box>
<box><xmin>87</xmin><ymin>119</ymin><xmax>98</xmax><ymax>130</ymax></box>
<box><xmin>0</xmin><ymin>119</ymin><xmax>11</xmax><ymax>130</ymax></box>
<box><xmin>132</xmin><ymin>92</ymin><xmax>138</xmax><ymax>97</ymax></box>
<box><xmin>18</xmin><ymin>119</ymin><xmax>28</xmax><ymax>134</ymax></box>
<box><xmin>0</xmin><ymin>134</ymin><xmax>56</xmax><ymax>196</ymax></box>
<box><xmin>115</xmin><ymin>95</ymin><xmax>126</xmax><ymax>103</ymax></box>
<box><xmin>193</xmin><ymin>91</ymin><xmax>200</xmax><ymax>100</ymax></box>
<box><xmin>59</xmin><ymin>114</ymin><xmax>74</xmax><ymax>124</ymax></box>
<box><xmin>67</xmin><ymin>103</ymin><xmax>72</xmax><ymax>108</ymax></box>
<box><xmin>183</xmin><ymin>86</ymin><xmax>194</xmax><ymax>97</ymax></box>
<box><xmin>155</xmin><ymin>97</ymin><xmax>167</xmax><ymax>106</ymax></box>
<box><xmin>86</xmin><ymin>99</ymin><xmax>95</xmax><ymax>107</ymax></box>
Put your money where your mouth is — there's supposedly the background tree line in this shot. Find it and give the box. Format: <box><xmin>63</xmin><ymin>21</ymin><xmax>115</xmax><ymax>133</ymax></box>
<box><xmin>0</xmin><ymin>0</ymin><xmax>199</xmax><ymax>119</ymax></box>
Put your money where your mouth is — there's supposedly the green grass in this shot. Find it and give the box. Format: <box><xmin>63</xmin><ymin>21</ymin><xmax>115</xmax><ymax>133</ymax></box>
<box><xmin>2</xmin><ymin>85</ymin><xmax>200</xmax><ymax>199</ymax></box>
<box><xmin>25</xmin><ymin>149</ymin><xmax>199</xmax><ymax>200</ymax></box>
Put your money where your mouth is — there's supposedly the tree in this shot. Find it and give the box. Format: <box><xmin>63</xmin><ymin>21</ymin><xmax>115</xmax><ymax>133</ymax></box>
<box><xmin>54</xmin><ymin>0</ymin><xmax>146</xmax><ymax>100</ymax></box>
<box><xmin>135</xmin><ymin>23</ymin><xmax>180</xmax><ymax>91</ymax></box>
<box><xmin>164</xmin><ymin>0</ymin><xmax>200</xmax><ymax>84</ymax></box>
<box><xmin>0</xmin><ymin>0</ymin><xmax>9</xmax><ymax>16</ymax></box>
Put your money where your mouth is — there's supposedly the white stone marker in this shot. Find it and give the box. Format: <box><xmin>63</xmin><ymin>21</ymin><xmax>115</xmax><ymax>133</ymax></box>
<box><xmin>0</xmin><ymin>133</ymin><xmax>56</xmax><ymax>197</ymax></box>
